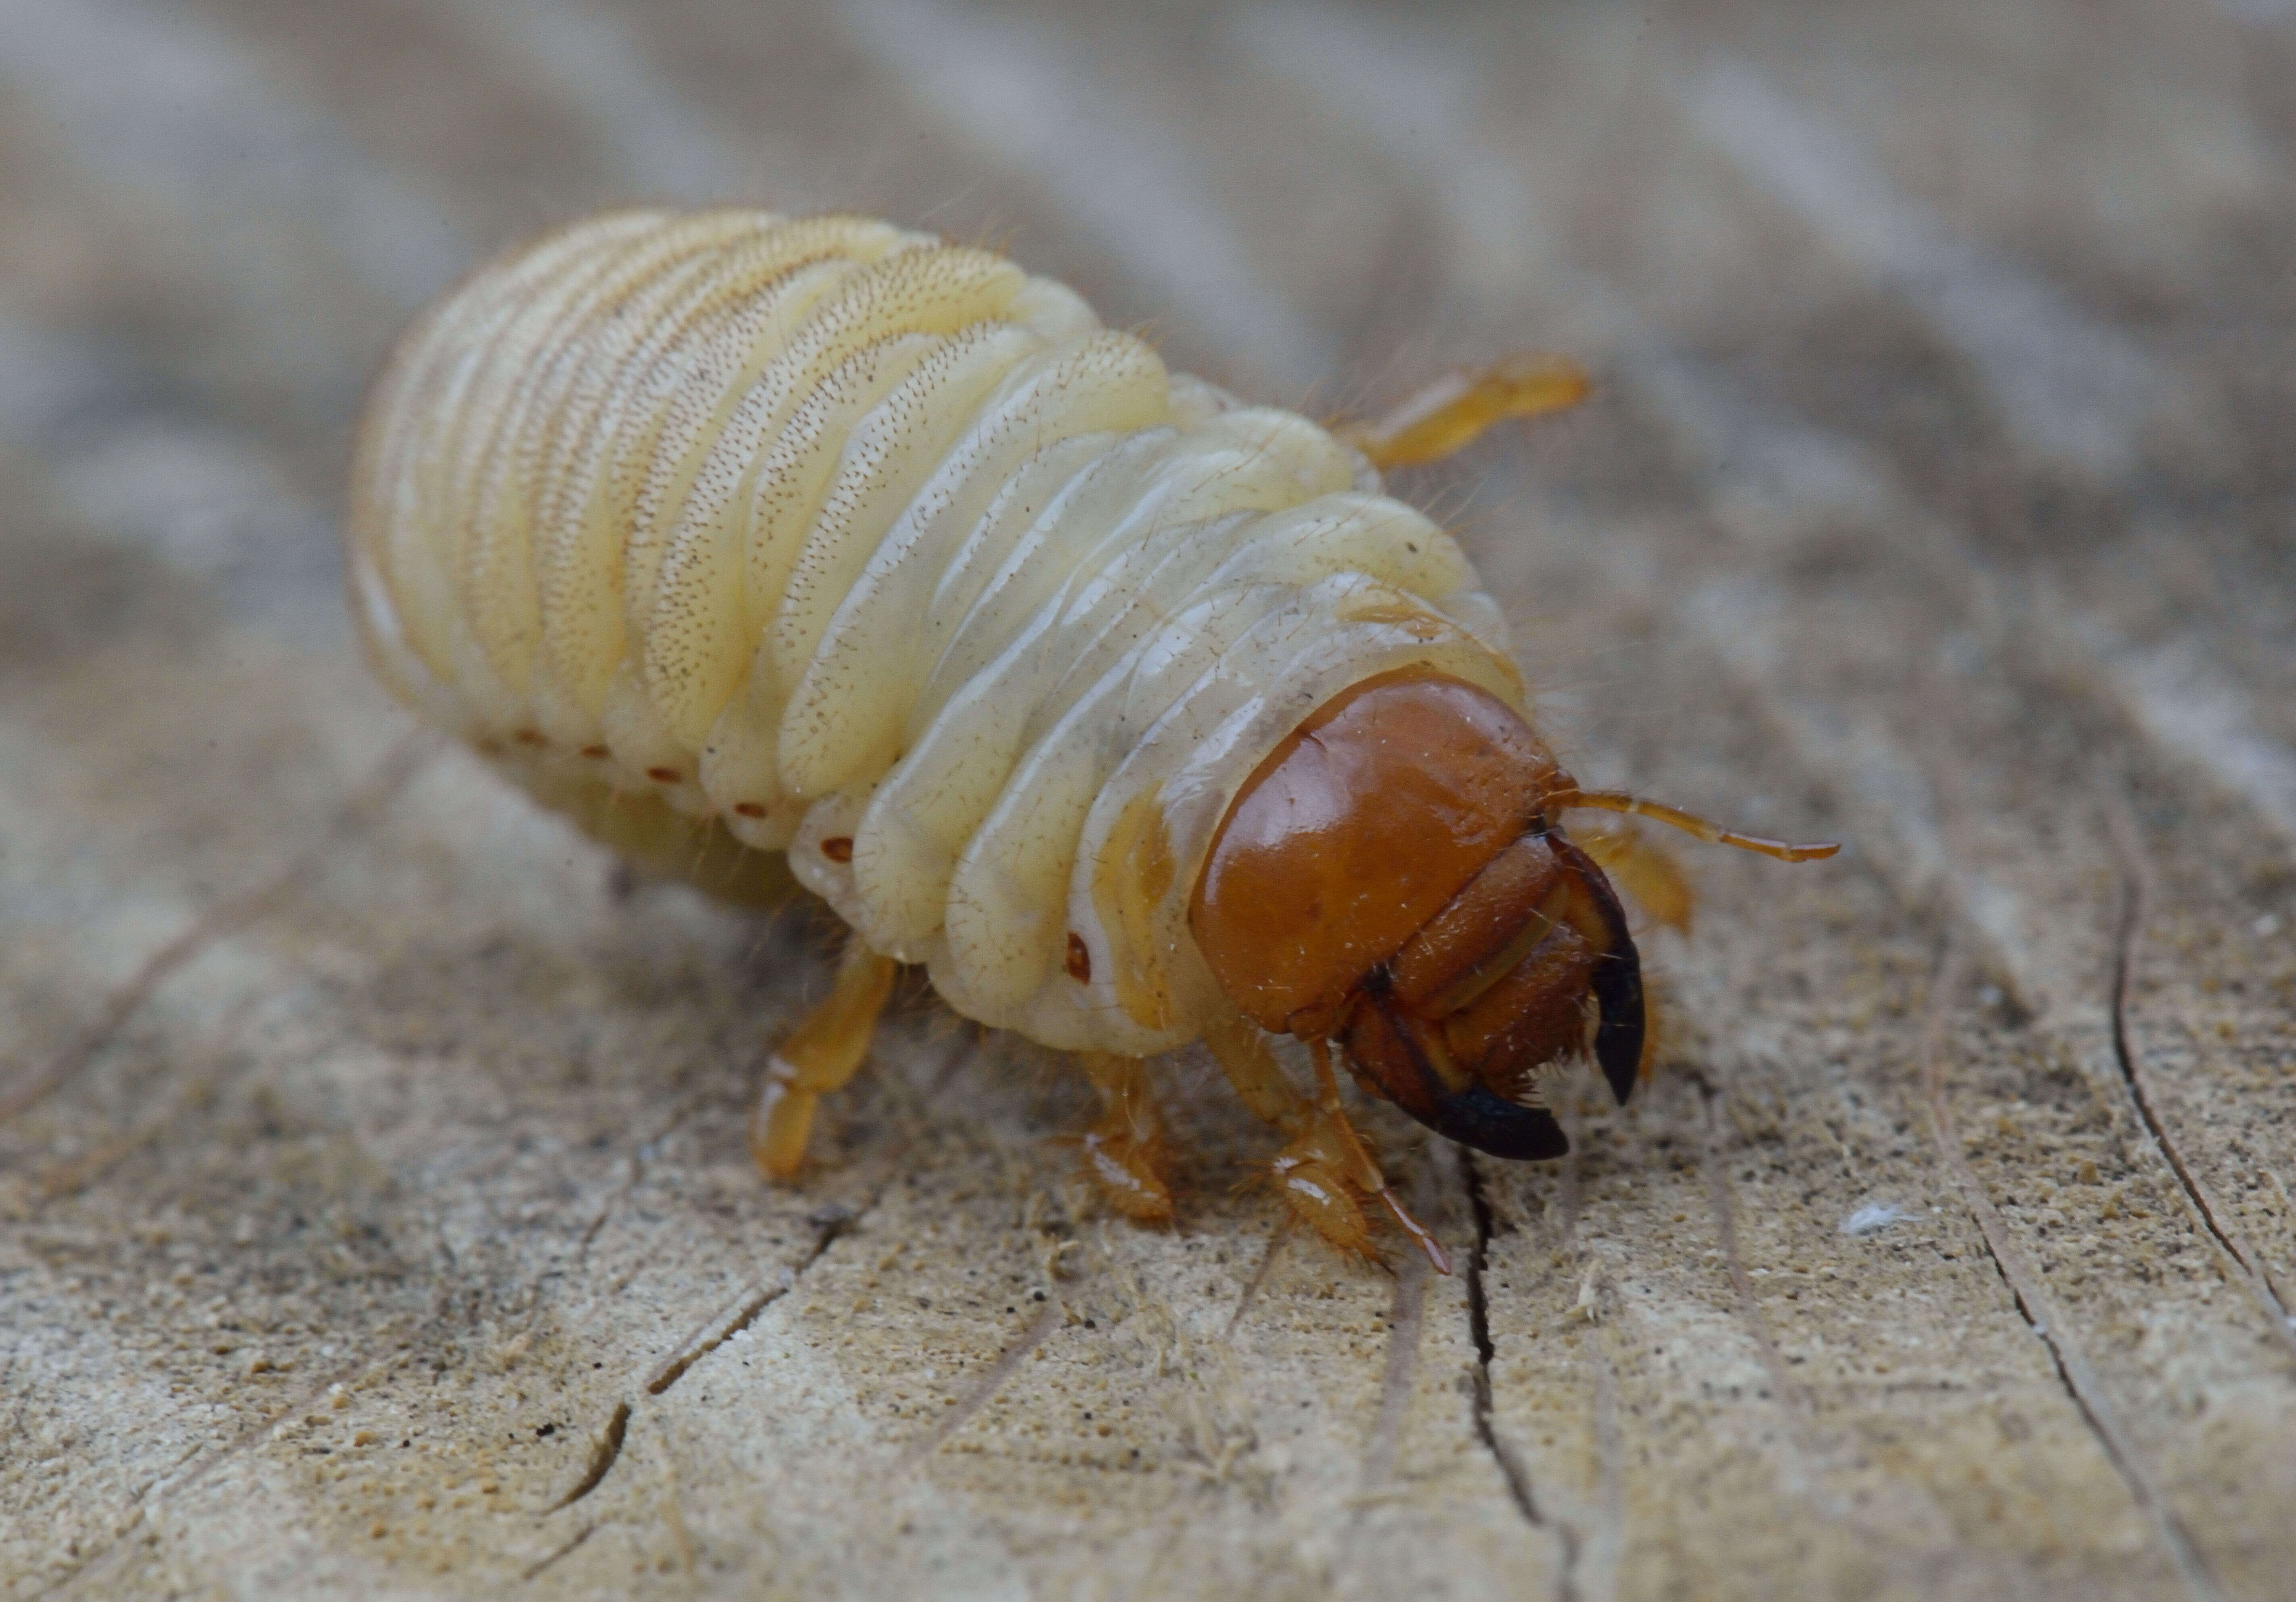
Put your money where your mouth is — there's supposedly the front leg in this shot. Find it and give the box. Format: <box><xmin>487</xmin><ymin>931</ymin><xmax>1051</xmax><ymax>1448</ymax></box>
<box><xmin>750</xmin><ymin>938</ymin><xmax>898</xmax><ymax>1179</ymax></box>
<box><xmin>1200</xmin><ymin>1013</ymin><xmax>1451</xmax><ymax>1273</ymax></box>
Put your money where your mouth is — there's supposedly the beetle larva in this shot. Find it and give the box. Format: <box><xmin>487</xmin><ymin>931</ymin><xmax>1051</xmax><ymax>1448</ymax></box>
<box><xmin>348</xmin><ymin>208</ymin><xmax>1834</xmax><ymax>1267</ymax></box>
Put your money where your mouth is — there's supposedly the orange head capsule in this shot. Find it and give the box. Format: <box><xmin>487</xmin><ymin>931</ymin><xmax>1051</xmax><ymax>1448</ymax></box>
<box><xmin>1190</xmin><ymin>669</ymin><xmax>1644</xmax><ymax>1161</ymax></box>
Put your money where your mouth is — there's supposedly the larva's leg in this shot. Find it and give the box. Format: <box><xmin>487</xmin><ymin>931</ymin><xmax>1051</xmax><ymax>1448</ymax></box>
<box><xmin>1337</xmin><ymin>355</ymin><xmax>1589</xmax><ymax>470</ymax></box>
<box><xmin>1075</xmin><ymin>1052</ymin><xmax>1175</xmax><ymax>1224</ymax></box>
<box><xmin>1300</xmin><ymin>1041</ymin><xmax>1453</xmax><ymax>1274</ymax></box>
<box><xmin>748</xmin><ymin>939</ymin><xmax>898</xmax><ymax>1181</ymax></box>
<box><xmin>1265</xmin><ymin>1114</ymin><xmax>1378</xmax><ymax>1262</ymax></box>
<box><xmin>1201</xmin><ymin>1014</ymin><xmax>1451</xmax><ymax>1273</ymax></box>
<box><xmin>1573</xmin><ymin>825</ymin><xmax>1697</xmax><ymax>934</ymax></box>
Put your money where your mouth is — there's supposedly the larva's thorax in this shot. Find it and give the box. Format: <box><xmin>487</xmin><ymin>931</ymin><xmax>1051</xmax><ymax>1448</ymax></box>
<box><xmin>347</xmin><ymin>208</ymin><xmax>1523</xmax><ymax>1058</ymax></box>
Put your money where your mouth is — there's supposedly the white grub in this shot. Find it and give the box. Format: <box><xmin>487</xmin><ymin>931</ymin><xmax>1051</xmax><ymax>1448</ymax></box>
<box><xmin>345</xmin><ymin>210</ymin><xmax>1515</xmax><ymax>1059</ymax></box>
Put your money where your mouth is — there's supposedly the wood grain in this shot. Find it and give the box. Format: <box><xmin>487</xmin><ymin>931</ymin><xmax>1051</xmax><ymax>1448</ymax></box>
<box><xmin>4</xmin><ymin>2</ymin><xmax>2293</xmax><ymax>1597</ymax></box>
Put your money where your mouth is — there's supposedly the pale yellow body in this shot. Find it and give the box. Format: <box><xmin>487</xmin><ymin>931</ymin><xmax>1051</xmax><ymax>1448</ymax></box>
<box><xmin>346</xmin><ymin>210</ymin><xmax>1520</xmax><ymax>1057</ymax></box>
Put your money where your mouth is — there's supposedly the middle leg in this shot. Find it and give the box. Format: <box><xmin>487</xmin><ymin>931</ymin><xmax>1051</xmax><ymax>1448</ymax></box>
<box><xmin>1075</xmin><ymin>1051</ymin><xmax>1175</xmax><ymax>1224</ymax></box>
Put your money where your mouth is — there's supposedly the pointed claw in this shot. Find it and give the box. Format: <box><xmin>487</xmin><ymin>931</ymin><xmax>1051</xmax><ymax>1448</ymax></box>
<box><xmin>1590</xmin><ymin>953</ymin><xmax>1645</xmax><ymax>1107</ymax></box>
<box><xmin>1360</xmin><ymin>1175</ymin><xmax>1453</xmax><ymax>1274</ymax></box>
<box><xmin>1413</xmin><ymin>1083</ymin><xmax>1570</xmax><ymax>1161</ymax></box>
<box><xmin>1552</xmin><ymin>836</ymin><xmax>1644</xmax><ymax>1106</ymax></box>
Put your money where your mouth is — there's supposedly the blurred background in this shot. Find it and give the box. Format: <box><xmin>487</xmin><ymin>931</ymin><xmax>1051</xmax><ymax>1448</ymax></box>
<box><xmin>5</xmin><ymin>0</ymin><xmax>2293</xmax><ymax>874</ymax></box>
<box><xmin>4</xmin><ymin>2</ymin><xmax>2294</xmax><ymax>1599</ymax></box>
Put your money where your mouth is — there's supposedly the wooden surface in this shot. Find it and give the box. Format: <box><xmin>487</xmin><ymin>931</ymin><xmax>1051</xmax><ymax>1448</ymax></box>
<box><xmin>4</xmin><ymin>2</ymin><xmax>2295</xmax><ymax>1597</ymax></box>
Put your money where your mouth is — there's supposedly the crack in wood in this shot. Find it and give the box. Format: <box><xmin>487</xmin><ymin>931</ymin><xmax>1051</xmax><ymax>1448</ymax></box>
<box><xmin>0</xmin><ymin>730</ymin><xmax>433</xmax><ymax>1126</ymax></box>
<box><xmin>1921</xmin><ymin>935</ymin><xmax>2228</xmax><ymax>1602</ymax></box>
<box><xmin>546</xmin><ymin>1204</ymin><xmax>863</xmax><ymax>1515</ymax></box>
<box><xmin>1697</xmin><ymin>1067</ymin><xmax>1988</xmax><ymax>1566</ymax></box>
<box><xmin>572</xmin><ymin>1101</ymin><xmax>701</xmax><ymax>1275</ymax></box>
<box><xmin>9</xmin><ymin>3</ymin><xmax>2291</xmax><ymax>1594</ymax></box>
<box><xmin>1223</xmin><ymin>1215</ymin><xmax>1291</xmax><ymax>1337</ymax></box>
<box><xmin>1462</xmin><ymin>1151</ymin><xmax>1574</xmax><ymax>1589</ymax></box>
<box><xmin>1695</xmin><ymin>1080</ymin><xmax>1818</xmax><ymax>1432</ymax></box>
<box><xmin>574</xmin><ymin>1154</ymin><xmax>637</xmax><ymax>1265</ymax></box>
<box><xmin>547</xmin><ymin>1402</ymin><xmax>628</xmax><ymax>1512</ymax></box>
<box><xmin>643</xmin><ymin>1276</ymin><xmax>792</xmax><ymax>1398</ymax></box>
<box><xmin>1580</xmin><ymin>1336</ymin><xmax>1626</xmax><ymax>1602</ymax></box>
<box><xmin>901</xmin><ymin>1295</ymin><xmax>1063</xmax><ymax>1469</ymax></box>
<box><xmin>520</xmin><ymin>1522</ymin><xmax>594</xmax><ymax>1581</ymax></box>
<box><xmin>2106</xmin><ymin>798</ymin><xmax>2296</xmax><ymax>1359</ymax></box>
<box><xmin>1360</xmin><ymin>1244</ymin><xmax>1429</xmax><ymax>1493</ymax></box>
<box><xmin>645</xmin><ymin>1209</ymin><xmax>853</xmax><ymax>1396</ymax></box>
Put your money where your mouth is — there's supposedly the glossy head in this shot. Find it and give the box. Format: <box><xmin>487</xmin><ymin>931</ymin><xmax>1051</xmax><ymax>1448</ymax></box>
<box><xmin>1190</xmin><ymin>670</ymin><xmax>1643</xmax><ymax>1160</ymax></box>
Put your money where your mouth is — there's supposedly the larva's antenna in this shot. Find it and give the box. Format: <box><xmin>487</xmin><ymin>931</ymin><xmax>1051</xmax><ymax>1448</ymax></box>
<box><xmin>1550</xmin><ymin>788</ymin><xmax>1840</xmax><ymax>864</ymax></box>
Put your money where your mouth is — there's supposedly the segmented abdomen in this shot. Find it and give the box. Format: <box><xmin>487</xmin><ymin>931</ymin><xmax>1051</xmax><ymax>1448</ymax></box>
<box><xmin>347</xmin><ymin>208</ymin><xmax>1521</xmax><ymax>1055</ymax></box>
